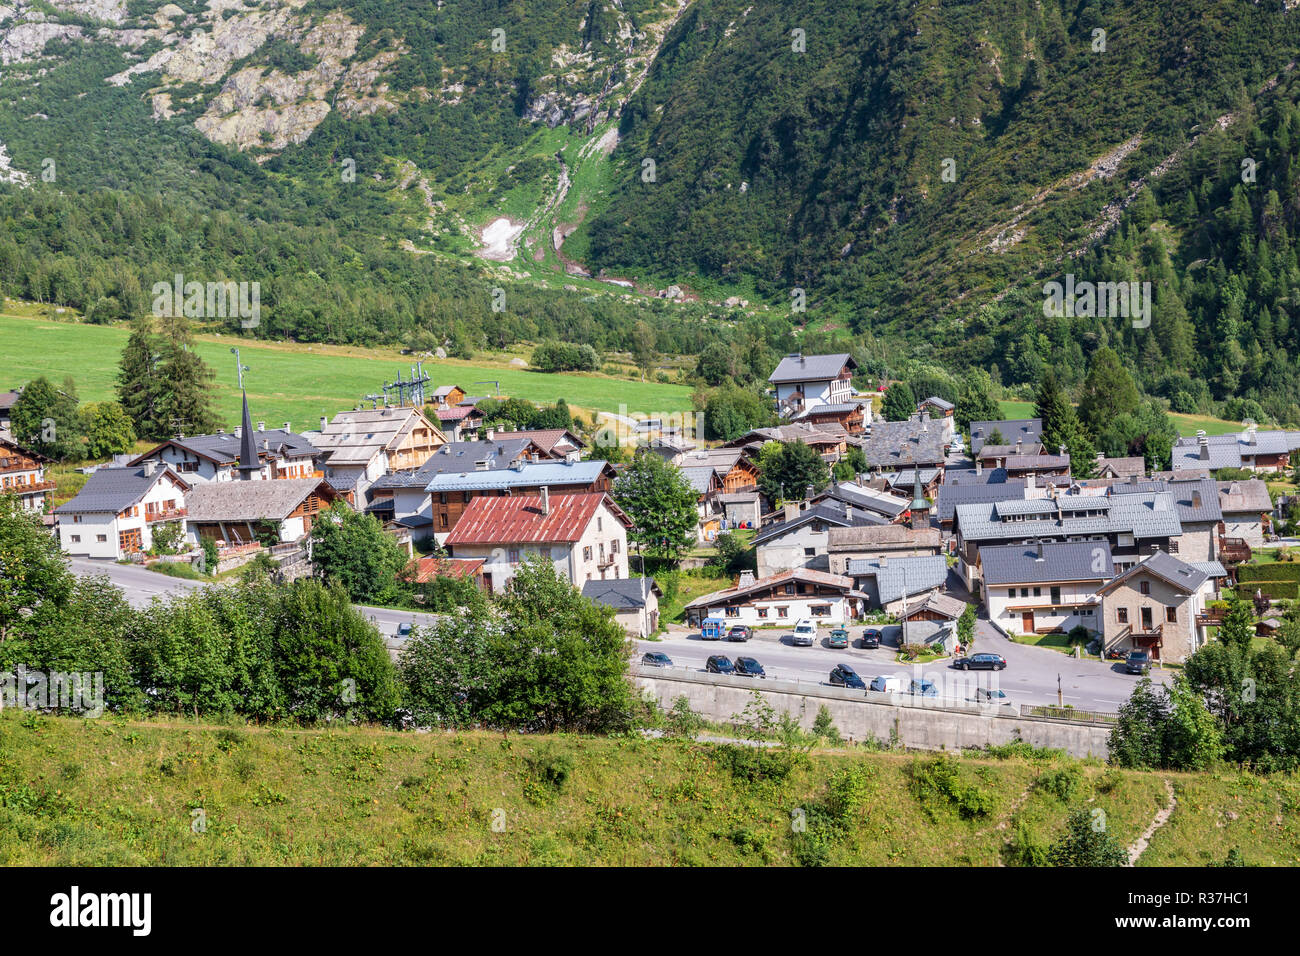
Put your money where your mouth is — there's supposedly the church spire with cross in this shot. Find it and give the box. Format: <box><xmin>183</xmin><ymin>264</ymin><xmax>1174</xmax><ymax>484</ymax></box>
<box><xmin>237</xmin><ymin>390</ymin><xmax>260</xmax><ymax>480</ymax></box>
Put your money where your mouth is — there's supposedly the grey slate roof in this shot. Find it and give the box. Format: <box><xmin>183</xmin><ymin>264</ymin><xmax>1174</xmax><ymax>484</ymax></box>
<box><xmin>424</xmin><ymin>460</ymin><xmax>608</xmax><ymax>493</ymax></box>
<box><xmin>582</xmin><ymin>577</ymin><xmax>661</xmax><ymax>610</ymax></box>
<box><xmin>846</xmin><ymin>555</ymin><xmax>947</xmax><ymax>604</ymax></box>
<box><xmin>133</xmin><ymin>427</ymin><xmax>320</xmax><ymax>468</ymax></box>
<box><xmin>861</xmin><ymin>420</ymin><xmax>947</xmax><ymax>467</ymax></box>
<box><xmin>680</xmin><ymin>466</ymin><xmax>720</xmax><ymax>494</ymax></box>
<box><xmin>918</xmin><ymin>396</ymin><xmax>955</xmax><ymax>411</ymax></box>
<box><xmin>970</xmin><ymin>419</ymin><xmax>1042</xmax><ymax>455</ymax></box>
<box><xmin>1217</xmin><ymin>479</ymin><xmax>1272</xmax><ymax>514</ymax></box>
<box><xmin>981</xmin><ymin>540</ymin><xmax>1113</xmax><ymax>586</ymax></box>
<box><xmin>824</xmin><ymin>482</ymin><xmax>908</xmax><ymax>517</ymax></box>
<box><xmin>768</xmin><ymin>352</ymin><xmax>855</xmax><ymax>384</ymax></box>
<box><xmin>1171</xmin><ymin>429</ymin><xmax>1300</xmax><ymax>471</ymax></box>
<box><xmin>1109</xmin><ymin>477</ymin><xmax>1222</xmax><ymax>523</ymax></box>
<box><xmin>753</xmin><ymin>500</ymin><xmax>885</xmax><ymax>546</ymax></box>
<box><xmin>185</xmin><ymin>478</ymin><xmax>332</xmax><ymax>523</ymax></box>
<box><xmin>954</xmin><ymin>490</ymin><xmax>1182</xmax><ymax>542</ymax></box>
<box><xmin>879</xmin><ymin>468</ymin><xmax>941</xmax><ymax>488</ymax></box>
<box><xmin>1098</xmin><ymin>550</ymin><xmax>1209</xmax><ymax>595</ymax></box>
<box><xmin>370</xmin><ymin>438</ymin><xmax>533</xmax><ymax>490</ymax></box>
<box><xmin>54</xmin><ymin>466</ymin><xmax>182</xmax><ymax>515</ymax></box>
<box><xmin>936</xmin><ymin>479</ymin><xmax>1027</xmax><ymax>523</ymax></box>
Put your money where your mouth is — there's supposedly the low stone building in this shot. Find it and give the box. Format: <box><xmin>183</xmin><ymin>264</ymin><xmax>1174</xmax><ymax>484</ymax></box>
<box><xmin>1095</xmin><ymin>550</ymin><xmax>1223</xmax><ymax>663</ymax></box>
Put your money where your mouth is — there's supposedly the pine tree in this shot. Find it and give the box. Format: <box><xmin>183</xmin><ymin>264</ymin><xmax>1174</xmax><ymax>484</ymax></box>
<box><xmin>1033</xmin><ymin>371</ymin><xmax>1072</xmax><ymax>447</ymax></box>
<box><xmin>153</xmin><ymin>314</ymin><xmax>221</xmax><ymax>437</ymax></box>
<box><xmin>117</xmin><ymin>315</ymin><xmax>163</xmax><ymax>439</ymax></box>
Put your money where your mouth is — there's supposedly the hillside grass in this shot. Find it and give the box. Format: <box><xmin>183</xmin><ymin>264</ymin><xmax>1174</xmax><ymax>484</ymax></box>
<box><xmin>0</xmin><ymin>312</ymin><xmax>693</xmax><ymax>429</ymax></box>
<box><xmin>998</xmin><ymin>400</ymin><xmax>1245</xmax><ymax>438</ymax></box>
<box><xmin>0</xmin><ymin>712</ymin><xmax>1296</xmax><ymax>866</ymax></box>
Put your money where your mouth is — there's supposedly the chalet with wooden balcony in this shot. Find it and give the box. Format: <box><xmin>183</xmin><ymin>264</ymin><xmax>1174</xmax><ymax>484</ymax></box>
<box><xmin>0</xmin><ymin>437</ymin><xmax>54</xmax><ymax>513</ymax></box>
<box><xmin>184</xmin><ymin>478</ymin><xmax>339</xmax><ymax>547</ymax></box>
<box><xmin>54</xmin><ymin>461</ymin><xmax>191</xmax><ymax>560</ymax></box>
<box><xmin>684</xmin><ymin>568</ymin><xmax>864</xmax><ymax>627</ymax></box>
<box><xmin>314</xmin><ymin>405</ymin><xmax>447</xmax><ymax>505</ymax></box>
<box><xmin>768</xmin><ymin>352</ymin><xmax>858</xmax><ymax>418</ymax></box>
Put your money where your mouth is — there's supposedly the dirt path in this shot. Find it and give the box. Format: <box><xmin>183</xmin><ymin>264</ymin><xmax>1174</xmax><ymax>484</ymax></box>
<box><xmin>1126</xmin><ymin>778</ymin><xmax>1176</xmax><ymax>865</ymax></box>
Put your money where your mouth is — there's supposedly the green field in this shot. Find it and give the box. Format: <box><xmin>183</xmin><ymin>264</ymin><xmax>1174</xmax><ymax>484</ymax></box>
<box><xmin>0</xmin><ymin>312</ymin><xmax>692</xmax><ymax>430</ymax></box>
<box><xmin>1</xmin><ymin>712</ymin><xmax>1296</xmax><ymax>865</ymax></box>
<box><xmin>999</xmin><ymin>399</ymin><xmax>1246</xmax><ymax>438</ymax></box>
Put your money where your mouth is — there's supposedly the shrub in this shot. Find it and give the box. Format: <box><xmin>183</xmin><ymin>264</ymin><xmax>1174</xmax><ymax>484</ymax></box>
<box><xmin>1035</xmin><ymin>765</ymin><xmax>1083</xmax><ymax>801</ymax></box>
<box><xmin>1005</xmin><ymin>821</ymin><xmax>1050</xmax><ymax>866</ymax></box>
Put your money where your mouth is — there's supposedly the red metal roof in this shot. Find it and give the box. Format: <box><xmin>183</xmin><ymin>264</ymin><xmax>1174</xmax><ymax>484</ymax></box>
<box><xmin>445</xmin><ymin>492</ymin><xmax>629</xmax><ymax>546</ymax></box>
<box><xmin>435</xmin><ymin>406</ymin><xmax>475</xmax><ymax>422</ymax></box>
<box><xmin>411</xmin><ymin>556</ymin><xmax>484</xmax><ymax>583</ymax></box>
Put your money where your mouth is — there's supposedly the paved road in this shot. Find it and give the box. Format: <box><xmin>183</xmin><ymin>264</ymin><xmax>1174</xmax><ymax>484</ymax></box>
<box><xmin>69</xmin><ymin>557</ymin><xmax>440</xmax><ymax>647</ymax></box>
<box><xmin>637</xmin><ymin>620</ymin><xmax>1167</xmax><ymax>713</ymax></box>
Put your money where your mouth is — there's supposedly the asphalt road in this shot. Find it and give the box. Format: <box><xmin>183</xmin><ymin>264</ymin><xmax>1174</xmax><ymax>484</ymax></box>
<box><xmin>69</xmin><ymin>557</ymin><xmax>440</xmax><ymax>651</ymax></box>
<box><xmin>637</xmin><ymin>620</ymin><xmax>1170</xmax><ymax>713</ymax></box>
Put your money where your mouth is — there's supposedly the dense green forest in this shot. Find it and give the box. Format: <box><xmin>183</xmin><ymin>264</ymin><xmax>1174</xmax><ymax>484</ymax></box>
<box><xmin>3</xmin><ymin>0</ymin><xmax>1300</xmax><ymax>421</ymax></box>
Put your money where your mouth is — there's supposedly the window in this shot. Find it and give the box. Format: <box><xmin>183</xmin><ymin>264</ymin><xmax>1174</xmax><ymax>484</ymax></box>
<box><xmin>439</xmin><ymin>513</ymin><xmax>448</xmax><ymax>530</ymax></box>
<box><xmin>777</xmin><ymin>607</ymin><xmax>789</xmax><ymax>618</ymax></box>
<box><xmin>70</xmin><ymin>534</ymin><xmax>80</xmax><ymax>543</ymax></box>
<box><xmin>784</xmin><ymin>584</ymin><xmax>795</xmax><ymax>595</ymax></box>
<box><xmin>1117</xmin><ymin>608</ymin><xmax>1129</xmax><ymax>624</ymax></box>
<box><xmin>724</xmin><ymin>606</ymin><xmax>740</xmax><ymax>617</ymax></box>
<box><xmin>1020</xmin><ymin>588</ymin><xmax>1029</xmax><ymax>598</ymax></box>
<box><xmin>583</xmin><ymin>546</ymin><xmax>592</xmax><ymax>561</ymax></box>
<box><xmin>1139</xmin><ymin>580</ymin><xmax>1150</xmax><ymax>595</ymax></box>
<box><xmin>597</xmin><ymin>516</ymin><xmax>603</xmax><ymax>531</ymax></box>
<box><xmin>757</xmin><ymin>607</ymin><xmax>769</xmax><ymax>619</ymax></box>
<box><xmin>810</xmin><ymin>605</ymin><xmax>831</xmax><ymax>617</ymax></box>
<box><xmin>1050</xmin><ymin>586</ymin><xmax>1061</xmax><ymax>605</ymax></box>
<box><xmin>1140</xmin><ymin>607</ymin><xmax>1153</xmax><ymax>630</ymax></box>
<box><xmin>508</xmin><ymin>549</ymin><xmax>520</xmax><ymax>564</ymax></box>
<box><xmin>1166</xmin><ymin>607</ymin><xmax>1178</xmax><ymax>623</ymax></box>
<box><xmin>1008</xmin><ymin>589</ymin><xmax>1015</xmax><ymax>598</ymax></box>
<box><xmin>804</xmin><ymin>547</ymin><xmax>816</xmax><ymax>557</ymax></box>
<box><xmin>96</xmin><ymin>534</ymin><xmax>107</xmax><ymax>543</ymax></box>
<box><xmin>540</xmin><ymin>547</ymin><xmax>552</xmax><ymax>561</ymax></box>
<box><xmin>1033</xmin><ymin>587</ymin><xmax>1041</xmax><ymax>597</ymax></box>
<box><xmin>611</xmin><ymin>539</ymin><xmax>619</xmax><ymax>554</ymax></box>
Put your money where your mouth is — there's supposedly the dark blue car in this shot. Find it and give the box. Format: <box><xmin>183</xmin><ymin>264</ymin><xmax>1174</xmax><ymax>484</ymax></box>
<box><xmin>829</xmin><ymin>664</ymin><xmax>866</xmax><ymax>689</ymax></box>
<box><xmin>706</xmin><ymin>655</ymin><xmax>735</xmax><ymax>674</ymax></box>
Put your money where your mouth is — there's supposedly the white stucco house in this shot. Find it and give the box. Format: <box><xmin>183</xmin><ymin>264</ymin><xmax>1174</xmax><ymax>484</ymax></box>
<box><xmin>54</xmin><ymin>462</ymin><xmax>191</xmax><ymax>560</ymax></box>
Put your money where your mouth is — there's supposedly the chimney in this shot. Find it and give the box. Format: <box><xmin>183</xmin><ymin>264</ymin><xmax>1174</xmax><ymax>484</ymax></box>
<box><xmin>320</xmin><ymin>416</ymin><xmax>328</xmax><ymax>430</ymax></box>
<box><xmin>233</xmin><ymin>426</ymin><xmax>242</xmax><ymax>438</ymax></box>
<box><xmin>1058</xmin><ymin>444</ymin><xmax>1066</xmax><ymax>457</ymax></box>
<box><xmin>1027</xmin><ymin>472</ymin><xmax>1036</xmax><ymax>490</ymax></box>
<box><xmin>257</xmin><ymin>421</ymin><xmax>265</xmax><ymax>432</ymax></box>
<box><xmin>217</xmin><ymin>428</ymin><xmax>225</xmax><ymax>434</ymax></box>
<box><xmin>1035</xmin><ymin>539</ymin><xmax>1044</xmax><ymax>561</ymax></box>
<box><xmin>1246</xmin><ymin>422</ymin><xmax>1257</xmax><ymax>445</ymax></box>
<box><xmin>784</xmin><ymin>501</ymin><xmax>800</xmax><ymax>522</ymax></box>
<box><xmin>486</xmin><ymin>427</ymin><xmax>495</xmax><ymax>441</ymax></box>
<box><xmin>283</xmin><ymin>422</ymin><xmax>291</xmax><ymax>433</ymax></box>
<box><xmin>144</xmin><ymin>459</ymin><xmax>159</xmax><ymax>476</ymax></box>
<box><xmin>513</xmin><ymin>458</ymin><xmax>527</xmax><ymax>471</ymax></box>
<box><xmin>1015</xmin><ymin>438</ymin><xmax>1023</xmax><ymax>454</ymax></box>
<box><xmin>976</xmin><ymin>458</ymin><xmax>983</xmax><ymax>476</ymax></box>
<box><xmin>879</xmin><ymin>555</ymin><xmax>888</xmax><ymax>568</ymax></box>
<box><xmin>805</xmin><ymin>484</ymin><xmax>814</xmax><ymax>500</ymax></box>
<box><xmin>540</xmin><ymin>486</ymin><xmax>550</xmax><ymax>516</ymax></box>
<box><xmin>737</xmin><ymin>570</ymin><xmax>756</xmax><ymax>589</ymax></box>
<box><xmin>1192</xmin><ymin>489</ymin><xmax>1203</xmax><ymax>509</ymax></box>
<box><xmin>845</xmin><ymin>503</ymin><xmax>854</xmax><ymax>523</ymax></box>
<box><xmin>1200</xmin><ymin>441</ymin><xmax>1210</xmax><ymax>461</ymax></box>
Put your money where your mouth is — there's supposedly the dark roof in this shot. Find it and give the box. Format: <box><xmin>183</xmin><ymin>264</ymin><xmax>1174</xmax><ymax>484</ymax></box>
<box><xmin>918</xmin><ymin>396</ymin><xmax>955</xmax><ymax>411</ymax></box>
<box><xmin>861</xmin><ymin>419</ymin><xmax>947</xmax><ymax>467</ymax></box>
<box><xmin>131</xmin><ymin>426</ymin><xmax>319</xmax><ymax>468</ymax></box>
<box><xmin>54</xmin><ymin>465</ymin><xmax>186</xmax><ymax>514</ymax></box>
<box><xmin>1097</xmin><ymin>550</ymin><xmax>1208</xmax><ymax>596</ymax></box>
<box><xmin>582</xmin><ymin>577</ymin><xmax>662</xmax><ymax>610</ymax></box>
<box><xmin>752</xmin><ymin>500</ymin><xmax>886</xmax><ymax>546</ymax></box>
<box><xmin>981</xmin><ymin>540</ymin><xmax>1113</xmax><ymax>586</ymax></box>
<box><xmin>970</xmin><ymin>419</ymin><xmax>1042</xmax><ymax>455</ymax></box>
<box><xmin>768</xmin><ymin>352</ymin><xmax>856</xmax><ymax>384</ymax></box>
<box><xmin>185</xmin><ymin>478</ymin><xmax>336</xmax><ymax>522</ymax></box>
<box><xmin>370</xmin><ymin>438</ymin><xmax>533</xmax><ymax>490</ymax></box>
<box><xmin>936</xmin><ymin>479</ymin><xmax>1026</xmax><ymax>522</ymax></box>
<box><xmin>1108</xmin><ymin>477</ymin><xmax>1222</xmax><ymax>523</ymax></box>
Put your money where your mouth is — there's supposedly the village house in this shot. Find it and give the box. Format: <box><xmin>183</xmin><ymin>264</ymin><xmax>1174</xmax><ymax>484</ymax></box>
<box><xmin>753</xmin><ymin>498</ymin><xmax>888</xmax><ymax>576</ymax></box>
<box><xmin>1094</xmin><ymin>455</ymin><xmax>1146</xmax><ymax>479</ymax></box>
<box><xmin>0</xmin><ymin>436</ymin><xmax>54</xmax><ymax>513</ymax></box>
<box><xmin>768</xmin><ymin>352</ymin><xmax>859</xmax><ymax>418</ymax></box>
<box><xmin>1096</xmin><ymin>550</ymin><xmax>1224</xmax><ymax>663</ymax></box>
<box><xmin>859</xmin><ymin>416</ymin><xmax>947</xmax><ymax>472</ymax></box>
<box><xmin>370</xmin><ymin>436</ymin><xmax>554</xmax><ymax>534</ymax></box>
<box><xmin>429</xmin><ymin>385</ymin><xmax>466</xmax><ymax>409</ymax></box>
<box><xmin>0</xmin><ymin>388</ymin><xmax>21</xmax><ymax>440</ymax></box>
<box><xmin>184</xmin><ymin>478</ymin><xmax>339</xmax><ymax>547</ymax></box>
<box><xmin>826</xmin><ymin>524</ymin><xmax>943</xmax><ymax>574</ymax></box>
<box><xmin>722</xmin><ymin>422</ymin><xmax>854</xmax><ymax>461</ymax></box>
<box><xmin>672</xmin><ymin>446</ymin><xmax>761</xmax><ymax>494</ymax></box>
<box><xmin>313</xmin><ymin>406</ymin><xmax>447</xmax><ymax>505</ymax></box>
<box><xmin>582</xmin><ymin>577</ymin><xmax>663</xmax><ymax>638</ymax></box>
<box><xmin>432</xmin><ymin>404</ymin><xmax>484</xmax><ymax>442</ymax></box>
<box><xmin>444</xmin><ymin>491</ymin><xmax>631</xmax><ymax>595</ymax></box>
<box><xmin>981</xmin><ymin>539</ymin><xmax>1113</xmax><ymax>638</ymax></box>
<box><xmin>684</xmin><ymin>569</ymin><xmax>862</xmax><ymax>627</ymax></box>
<box><xmin>976</xmin><ymin>439</ymin><xmax>1046</xmax><ymax>469</ymax></box>
<box><xmin>845</xmin><ymin>554</ymin><xmax>948</xmax><ymax>615</ymax></box>
<box><xmin>425</xmin><ymin>460</ymin><xmax>616</xmax><ymax>542</ymax></box>
<box><xmin>1171</xmin><ymin>425</ymin><xmax>1300</xmax><ymax>474</ymax></box>
<box><xmin>969</xmin><ymin>418</ymin><xmax>1042</xmax><ymax>457</ymax></box>
<box><xmin>491</xmin><ymin>428</ymin><xmax>586</xmax><ymax>462</ymax></box>
<box><xmin>716</xmin><ymin>490</ymin><xmax>762</xmax><ymax>529</ymax></box>
<box><xmin>54</xmin><ymin>461</ymin><xmax>190</xmax><ymax>560</ymax></box>
<box><xmin>936</xmin><ymin>479</ymin><xmax>1027</xmax><ymax>533</ymax></box>
<box><xmin>1217</xmin><ymin>478</ymin><xmax>1272</xmax><ymax>552</ymax></box>
<box><xmin>131</xmin><ymin>395</ymin><xmax>320</xmax><ymax>483</ymax></box>
<box><xmin>789</xmin><ymin>398</ymin><xmax>871</xmax><ymax>435</ymax></box>
<box><xmin>915</xmin><ymin>396</ymin><xmax>956</xmax><ymax>441</ymax></box>
<box><xmin>1003</xmin><ymin>448</ymin><xmax>1071</xmax><ymax>482</ymax></box>
<box><xmin>1108</xmin><ymin>477</ymin><xmax>1222</xmax><ymax>563</ymax></box>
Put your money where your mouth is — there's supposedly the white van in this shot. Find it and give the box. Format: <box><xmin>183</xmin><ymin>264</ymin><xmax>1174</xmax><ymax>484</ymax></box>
<box><xmin>869</xmin><ymin>675</ymin><xmax>903</xmax><ymax>694</ymax></box>
<box><xmin>791</xmin><ymin>619</ymin><xmax>817</xmax><ymax>647</ymax></box>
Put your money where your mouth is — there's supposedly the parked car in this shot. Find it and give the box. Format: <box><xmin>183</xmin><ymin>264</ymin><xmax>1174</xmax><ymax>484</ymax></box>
<box><xmin>791</xmin><ymin>619</ymin><xmax>817</xmax><ymax>646</ymax></box>
<box><xmin>641</xmin><ymin>651</ymin><xmax>673</xmax><ymax>667</ymax></box>
<box><xmin>1125</xmin><ymin>650</ymin><xmax>1151</xmax><ymax>675</ymax></box>
<box><xmin>827</xmin><ymin>626</ymin><xmax>850</xmax><ymax>649</ymax></box>
<box><xmin>726</xmin><ymin>624</ymin><xmax>753</xmax><ymax>642</ymax></box>
<box><xmin>734</xmin><ymin>657</ymin><xmax>766</xmax><ymax>678</ymax></box>
<box><xmin>860</xmin><ymin>627</ymin><xmax>882</xmax><ymax>649</ymax></box>
<box><xmin>975</xmin><ymin>687</ymin><xmax>1010</xmax><ymax>705</ymax></box>
<box><xmin>396</xmin><ymin>621</ymin><xmax>413</xmax><ymax>638</ymax></box>
<box><xmin>957</xmin><ymin>652</ymin><xmax>1006</xmax><ymax>671</ymax></box>
<box><xmin>706</xmin><ymin>655</ymin><xmax>735</xmax><ymax>674</ymax></box>
<box><xmin>908</xmin><ymin>678</ymin><xmax>938</xmax><ymax>697</ymax></box>
<box><xmin>829</xmin><ymin>664</ymin><xmax>866</xmax><ymax>689</ymax></box>
<box><xmin>869</xmin><ymin>675</ymin><xmax>903</xmax><ymax>694</ymax></box>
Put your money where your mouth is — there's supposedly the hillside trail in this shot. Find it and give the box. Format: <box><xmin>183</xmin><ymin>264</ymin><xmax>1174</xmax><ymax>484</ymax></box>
<box><xmin>1126</xmin><ymin>778</ymin><xmax>1177</xmax><ymax>866</ymax></box>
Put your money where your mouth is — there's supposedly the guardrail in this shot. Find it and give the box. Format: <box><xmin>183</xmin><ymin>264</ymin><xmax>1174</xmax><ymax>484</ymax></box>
<box><xmin>1023</xmin><ymin>704</ymin><xmax>1117</xmax><ymax>724</ymax></box>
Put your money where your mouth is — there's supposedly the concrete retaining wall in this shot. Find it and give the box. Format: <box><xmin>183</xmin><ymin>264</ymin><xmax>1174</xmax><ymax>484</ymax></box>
<box><xmin>633</xmin><ymin>666</ymin><xmax>1111</xmax><ymax>758</ymax></box>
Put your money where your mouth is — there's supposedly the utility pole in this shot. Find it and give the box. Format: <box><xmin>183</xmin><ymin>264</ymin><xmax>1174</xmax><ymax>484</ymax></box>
<box><xmin>474</xmin><ymin>380</ymin><xmax>501</xmax><ymax>397</ymax></box>
<box><xmin>1057</xmin><ymin>673</ymin><xmax>1062</xmax><ymax>707</ymax></box>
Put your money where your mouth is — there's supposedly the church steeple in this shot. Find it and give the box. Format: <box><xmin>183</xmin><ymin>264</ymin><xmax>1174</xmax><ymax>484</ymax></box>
<box><xmin>237</xmin><ymin>390</ymin><xmax>260</xmax><ymax>479</ymax></box>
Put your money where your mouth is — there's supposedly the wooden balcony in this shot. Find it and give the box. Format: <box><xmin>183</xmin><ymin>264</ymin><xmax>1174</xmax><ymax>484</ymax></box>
<box><xmin>1218</xmin><ymin>537</ymin><xmax>1251</xmax><ymax>565</ymax></box>
<box><xmin>145</xmin><ymin>507</ymin><xmax>187</xmax><ymax>523</ymax></box>
<box><xmin>1195</xmin><ymin>608</ymin><xmax>1226</xmax><ymax>627</ymax></box>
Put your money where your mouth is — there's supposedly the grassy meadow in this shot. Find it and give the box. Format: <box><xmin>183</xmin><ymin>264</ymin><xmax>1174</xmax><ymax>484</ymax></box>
<box><xmin>0</xmin><ymin>309</ymin><xmax>693</xmax><ymax>431</ymax></box>
<box><xmin>0</xmin><ymin>712</ymin><xmax>1296</xmax><ymax>866</ymax></box>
